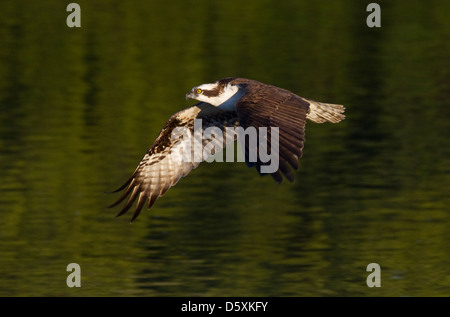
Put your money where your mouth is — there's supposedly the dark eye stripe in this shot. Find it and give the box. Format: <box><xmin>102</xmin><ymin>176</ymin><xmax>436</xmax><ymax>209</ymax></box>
<box><xmin>202</xmin><ymin>87</ymin><xmax>223</xmax><ymax>97</ymax></box>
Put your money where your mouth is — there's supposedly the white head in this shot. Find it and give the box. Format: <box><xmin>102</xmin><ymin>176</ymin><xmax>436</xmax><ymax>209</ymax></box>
<box><xmin>186</xmin><ymin>78</ymin><xmax>244</xmax><ymax>111</ymax></box>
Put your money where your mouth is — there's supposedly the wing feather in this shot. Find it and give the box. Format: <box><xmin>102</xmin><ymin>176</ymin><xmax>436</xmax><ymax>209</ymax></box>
<box><xmin>110</xmin><ymin>102</ymin><xmax>238</xmax><ymax>221</ymax></box>
<box><xmin>234</xmin><ymin>80</ymin><xmax>310</xmax><ymax>183</ymax></box>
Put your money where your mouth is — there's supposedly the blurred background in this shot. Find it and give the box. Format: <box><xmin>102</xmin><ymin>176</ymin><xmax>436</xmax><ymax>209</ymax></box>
<box><xmin>0</xmin><ymin>0</ymin><xmax>449</xmax><ymax>296</ymax></box>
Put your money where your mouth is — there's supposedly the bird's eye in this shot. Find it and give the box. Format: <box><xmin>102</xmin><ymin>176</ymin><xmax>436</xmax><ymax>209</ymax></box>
<box><xmin>196</xmin><ymin>88</ymin><xmax>202</xmax><ymax>94</ymax></box>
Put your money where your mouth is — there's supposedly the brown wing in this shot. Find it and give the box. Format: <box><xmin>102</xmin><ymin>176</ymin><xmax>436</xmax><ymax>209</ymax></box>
<box><xmin>109</xmin><ymin>102</ymin><xmax>238</xmax><ymax>222</ymax></box>
<box><xmin>234</xmin><ymin>81</ymin><xmax>309</xmax><ymax>183</ymax></box>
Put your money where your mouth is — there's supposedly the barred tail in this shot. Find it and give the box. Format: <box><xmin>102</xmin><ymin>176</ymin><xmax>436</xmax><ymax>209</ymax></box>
<box><xmin>305</xmin><ymin>99</ymin><xmax>346</xmax><ymax>123</ymax></box>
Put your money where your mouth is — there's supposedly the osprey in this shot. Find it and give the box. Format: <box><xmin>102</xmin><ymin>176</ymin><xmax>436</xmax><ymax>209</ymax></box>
<box><xmin>110</xmin><ymin>77</ymin><xmax>345</xmax><ymax>221</ymax></box>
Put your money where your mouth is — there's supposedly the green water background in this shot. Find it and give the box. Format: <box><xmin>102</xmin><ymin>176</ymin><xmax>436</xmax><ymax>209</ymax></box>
<box><xmin>0</xmin><ymin>0</ymin><xmax>449</xmax><ymax>296</ymax></box>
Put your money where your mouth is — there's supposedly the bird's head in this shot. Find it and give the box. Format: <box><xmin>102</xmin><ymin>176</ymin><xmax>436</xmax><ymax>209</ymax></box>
<box><xmin>186</xmin><ymin>77</ymin><xmax>241</xmax><ymax>108</ymax></box>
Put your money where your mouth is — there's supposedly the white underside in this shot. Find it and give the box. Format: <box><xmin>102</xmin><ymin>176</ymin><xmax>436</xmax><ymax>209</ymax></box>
<box><xmin>217</xmin><ymin>86</ymin><xmax>245</xmax><ymax>111</ymax></box>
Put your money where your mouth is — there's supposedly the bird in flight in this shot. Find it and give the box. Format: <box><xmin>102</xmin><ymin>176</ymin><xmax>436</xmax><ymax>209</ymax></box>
<box><xmin>110</xmin><ymin>77</ymin><xmax>345</xmax><ymax>222</ymax></box>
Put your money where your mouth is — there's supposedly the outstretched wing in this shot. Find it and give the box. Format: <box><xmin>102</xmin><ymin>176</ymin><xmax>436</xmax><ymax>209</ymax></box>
<box><xmin>110</xmin><ymin>102</ymin><xmax>238</xmax><ymax>222</ymax></box>
<box><xmin>234</xmin><ymin>81</ymin><xmax>309</xmax><ymax>183</ymax></box>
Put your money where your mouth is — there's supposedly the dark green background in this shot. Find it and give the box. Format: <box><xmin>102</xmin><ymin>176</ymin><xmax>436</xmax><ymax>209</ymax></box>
<box><xmin>0</xmin><ymin>0</ymin><xmax>449</xmax><ymax>296</ymax></box>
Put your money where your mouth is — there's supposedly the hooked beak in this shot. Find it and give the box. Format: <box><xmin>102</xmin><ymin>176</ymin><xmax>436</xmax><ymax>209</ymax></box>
<box><xmin>185</xmin><ymin>90</ymin><xmax>195</xmax><ymax>100</ymax></box>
